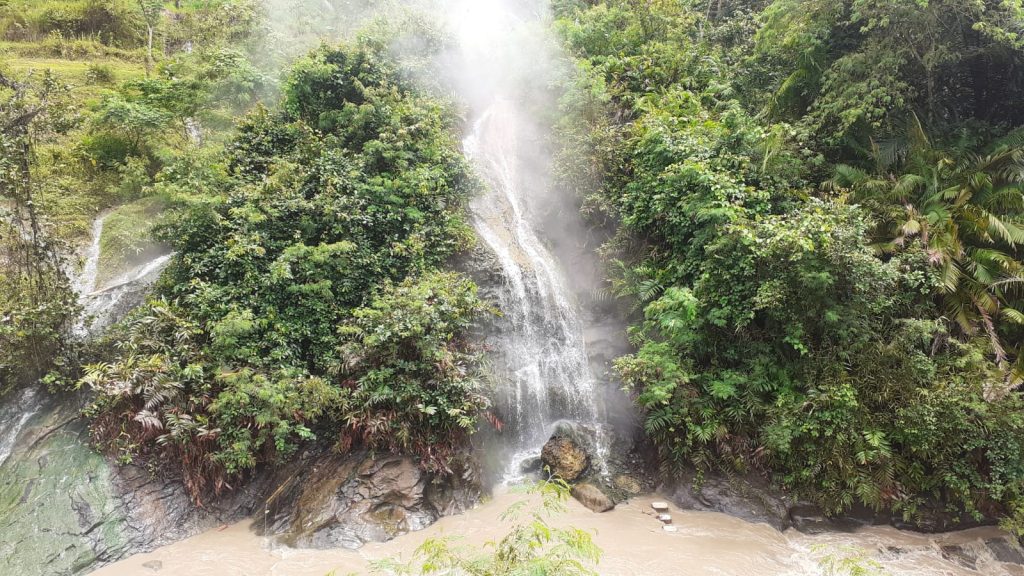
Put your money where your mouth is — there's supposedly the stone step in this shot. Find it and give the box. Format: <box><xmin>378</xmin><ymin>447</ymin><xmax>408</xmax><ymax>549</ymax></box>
<box><xmin>657</xmin><ymin>513</ymin><xmax>672</xmax><ymax>523</ymax></box>
<box><xmin>651</xmin><ymin>501</ymin><xmax>669</xmax><ymax>512</ymax></box>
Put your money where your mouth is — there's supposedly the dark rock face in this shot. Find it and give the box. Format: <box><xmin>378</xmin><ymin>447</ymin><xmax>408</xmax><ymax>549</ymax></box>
<box><xmin>518</xmin><ymin>455</ymin><xmax>543</xmax><ymax>475</ymax></box>
<box><xmin>262</xmin><ymin>452</ymin><xmax>479</xmax><ymax>549</ymax></box>
<box><xmin>663</xmin><ymin>467</ymin><xmax>1007</xmax><ymax>534</ymax></box>
<box><xmin>541</xmin><ymin>435</ymin><xmax>588</xmax><ymax>481</ymax></box>
<box><xmin>987</xmin><ymin>536</ymin><xmax>1024</xmax><ymax>564</ymax></box>
<box><xmin>571</xmin><ymin>482</ymin><xmax>614</xmax><ymax>513</ymax></box>
<box><xmin>664</xmin><ymin>470</ymin><xmax>794</xmax><ymax>531</ymax></box>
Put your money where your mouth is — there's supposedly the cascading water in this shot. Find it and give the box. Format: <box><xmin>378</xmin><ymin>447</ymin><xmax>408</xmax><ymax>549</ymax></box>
<box><xmin>73</xmin><ymin>211</ymin><xmax>106</xmax><ymax>296</ymax></box>
<box><xmin>464</xmin><ymin>102</ymin><xmax>606</xmax><ymax>467</ymax></box>
<box><xmin>453</xmin><ymin>0</ymin><xmax>611</xmax><ymax>475</ymax></box>
<box><xmin>72</xmin><ymin>211</ymin><xmax>172</xmax><ymax>334</ymax></box>
<box><xmin>0</xmin><ymin>385</ymin><xmax>42</xmax><ymax>467</ymax></box>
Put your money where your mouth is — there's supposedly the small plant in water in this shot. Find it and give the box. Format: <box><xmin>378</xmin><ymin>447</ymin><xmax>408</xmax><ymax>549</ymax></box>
<box><xmin>372</xmin><ymin>478</ymin><xmax>602</xmax><ymax>575</ymax></box>
<box><xmin>814</xmin><ymin>544</ymin><xmax>890</xmax><ymax>576</ymax></box>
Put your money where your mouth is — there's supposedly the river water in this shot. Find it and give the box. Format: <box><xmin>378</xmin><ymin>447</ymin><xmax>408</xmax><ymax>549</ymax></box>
<box><xmin>91</xmin><ymin>487</ymin><xmax>1021</xmax><ymax>575</ymax></box>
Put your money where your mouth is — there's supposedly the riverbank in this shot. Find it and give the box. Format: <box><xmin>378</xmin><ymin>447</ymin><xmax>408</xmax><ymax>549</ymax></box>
<box><xmin>92</xmin><ymin>488</ymin><xmax>1021</xmax><ymax>575</ymax></box>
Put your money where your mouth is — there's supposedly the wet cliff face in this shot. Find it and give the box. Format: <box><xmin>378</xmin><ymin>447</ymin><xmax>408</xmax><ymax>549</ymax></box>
<box><xmin>0</xmin><ymin>389</ymin><xmax>267</xmax><ymax>575</ymax></box>
<box><xmin>0</xmin><ymin>386</ymin><xmax>482</xmax><ymax>575</ymax></box>
<box><xmin>0</xmin><ymin>391</ymin><xmax>124</xmax><ymax>574</ymax></box>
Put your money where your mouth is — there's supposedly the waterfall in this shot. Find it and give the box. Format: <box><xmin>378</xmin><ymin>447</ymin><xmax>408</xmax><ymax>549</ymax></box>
<box><xmin>72</xmin><ymin>211</ymin><xmax>172</xmax><ymax>334</ymax></box>
<box><xmin>464</xmin><ymin>104</ymin><xmax>605</xmax><ymax>462</ymax></box>
<box><xmin>73</xmin><ymin>212</ymin><xmax>106</xmax><ymax>296</ymax></box>
<box><xmin>453</xmin><ymin>1</ymin><xmax>610</xmax><ymax>475</ymax></box>
<box><xmin>0</xmin><ymin>386</ymin><xmax>43</xmax><ymax>467</ymax></box>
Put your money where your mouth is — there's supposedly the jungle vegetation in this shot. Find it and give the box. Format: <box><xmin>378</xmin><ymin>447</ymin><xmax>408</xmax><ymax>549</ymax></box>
<box><xmin>3</xmin><ymin>0</ymin><xmax>1024</xmax><ymax>535</ymax></box>
<box><xmin>553</xmin><ymin>0</ymin><xmax>1024</xmax><ymax>529</ymax></box>
<box><xmin>1</xmin><ymin>1</ymin><xmax>489</xmax><ymax>500</ymax></box>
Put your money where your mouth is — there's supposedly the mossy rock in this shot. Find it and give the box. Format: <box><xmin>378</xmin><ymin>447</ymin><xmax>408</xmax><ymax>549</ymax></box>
<box><xmin>0</xmin><ymin>392</ymin><xmax>131</xmax><ymax>575</ymax></box>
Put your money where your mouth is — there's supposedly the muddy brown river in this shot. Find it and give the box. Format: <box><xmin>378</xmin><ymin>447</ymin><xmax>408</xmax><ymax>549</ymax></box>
<box><xmin>93</xmin><ymin>488</ymin><xmax>1021</xmax><ymax>575</ymax></box>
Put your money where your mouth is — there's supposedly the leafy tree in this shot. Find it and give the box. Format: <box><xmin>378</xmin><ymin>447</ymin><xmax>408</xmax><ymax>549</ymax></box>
<box><xmin>0</xmin><ymin>70</ymin><xmax>79</xmax><ymax>393</ymax></box>
<box><xmin>80</xmin><ymin>38</ymin><xmax>487</xmax><ymax>500</ymax></box>
<box><xmin>834</xmin><ymin>122</ymin><xmax>1024</xmax><ymax>369</ymax></box>
<box><xmin>137</xmin><ymin>0</ymin><xmax>161</xmax><ymax>75</ymax></box>
<box><xmin>89</xmin><ymin>93</ymin><xmax>170</xmax><ymax>158</ymax></box>
<box><xmin>756</xmin><ymin>0</ymin><xmax>1024</xmax><ymax>151</ymax></box>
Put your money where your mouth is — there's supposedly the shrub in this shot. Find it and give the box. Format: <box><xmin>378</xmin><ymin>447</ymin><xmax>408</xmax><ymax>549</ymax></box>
<box><xmin>80</xmin><ymin>38</ymin><xmax>486</xmax><ymax>500</ymax></box>
<box><xmin>85</xmin><ymin>62</ymin><xmax>116</xmax><ymax>84</ymax></box>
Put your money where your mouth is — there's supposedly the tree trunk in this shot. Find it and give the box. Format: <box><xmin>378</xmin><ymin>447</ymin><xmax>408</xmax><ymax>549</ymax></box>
<box><xmin>146</xmin><ymin>24</ymin><xmax>154</xmax><ymax>77</ymax></box>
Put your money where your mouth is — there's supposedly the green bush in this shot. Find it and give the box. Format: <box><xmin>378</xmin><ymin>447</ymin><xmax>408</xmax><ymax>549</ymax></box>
<box><xmin>553</xmin><ymin>0</ymin><xmax>1024</xmax><ymax>524</ymax></box>
<box><xmin>79</xmin><ymin>131</ymin><xmax>134</xmax><ymax>168</ymax></box>
<box><xmin>80</xmin><ymin>38</ymin><xmax>486</xmax><ymax>499</ymax></box>
<box><xmin>84</xmin><ymin>62</ymin><xmax>116</xmax><ymax>84</ymax></box>
<box><xmin>0</xmin><ymin>0</ymin><xmax>145</xmax><ymax>46</ymax></box>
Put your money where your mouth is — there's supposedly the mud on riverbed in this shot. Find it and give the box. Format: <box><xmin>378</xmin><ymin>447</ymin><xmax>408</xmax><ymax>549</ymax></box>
<box><xmin>93</xmin><ymin>489</ymin><xmax>1024</xmax><ymax>576</ymax></box>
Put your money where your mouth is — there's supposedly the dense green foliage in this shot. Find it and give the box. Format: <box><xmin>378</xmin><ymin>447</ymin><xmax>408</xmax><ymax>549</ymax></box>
<box><xmin>0</xmin><ymin>71</ymin><xmax>80</xmax><ymax>393</ymax></box>
<box><xmin>1</xmin><ymin>0</ymin><xmax>269</xmax><ymax>393</ymax></box>
<box><xmin>80</xmin><ymin>38</ymin><xmax>489</xmax><ymax>498</ymax></box>
<box><xmin>1</xmin><ymin>0</ymin><xmax>490</xmax><ymax>505</ymax></box>
<box><xmin>8</xmin><ymin>0</ymin><xmax>1024</xmax><ymax>538</ymax></box>
<box><xmin>554</xmin><ymin>0</ymin><xmax>1024</xmax><ymax>524</ymax></box>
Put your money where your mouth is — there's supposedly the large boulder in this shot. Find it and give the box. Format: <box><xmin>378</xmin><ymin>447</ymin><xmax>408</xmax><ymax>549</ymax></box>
<box><xmin>571</xmin><ymin>482</ymin><xmax>614</xmax><ymax>513</ymax></box>
<box><xmin>664</xmin><ymin>470</ymin><xmax>793</xmax><ymax>531</ymax></box>
<box><xmin>263</xmin><ymin>452</ymin><xmax>479</xmax><ymax>549</ymax></box>
<box><xmin>541</xmin><ymin>435</ymin><xmax>588</xmax><ymax>481</ymax></box>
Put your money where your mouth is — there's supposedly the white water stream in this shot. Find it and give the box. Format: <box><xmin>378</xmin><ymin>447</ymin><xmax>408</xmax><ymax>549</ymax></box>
<box><xmin>455</xmin><ymin>0</ymin><xmax>613</xmax><ymax>477</ymax></box>
<box><xmin>71</xmin><ymin>211</ymin><xmax>172</xmax><ymax>334</ymax></box>
<box><xmin>73</xmin><ymin>212</ymin><xmax>106</xmax><ymax>296</ymax></box>
<box><xmin>465</xmin><ymin>100</ymin><xmax>608</xmax><ymax>467</ymax></box>
<box><xmin>0</xmin><ymin>386</ymin><xmax>42</xmax><ymax>467</ymax></box>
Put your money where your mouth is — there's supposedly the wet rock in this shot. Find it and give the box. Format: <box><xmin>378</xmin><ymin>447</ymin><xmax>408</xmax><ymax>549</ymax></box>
<box><xmin>571</xmin><ymin>482</ymin><xmax>614</xmax><ymax>513</ymax></box>
<box><xmin>0</xmin><ymin>388</ymin><xmax>478</xmax><ymax>575</ymax></box>
<box><xmin>987</xmin><ymin>537</ymin><xmax>1024</xmax><ymax>564</ymax></box>
<box><xmin>0</xmin><ymin>390</ymin><xmax>138</xmax><ymax>576</ymax></box>
<box><xmin>940</xmin><ymin>544</ymin><xmax>978</xmax><ymax>570</ymax></box>
<box><xmin>612</xmin><ymin>474</ymin><xmax>642</xmax><ymax>496</ymax></box>
<box><xmin>887</xmin><ymin>498</ymin><xmax>995</xmax><ymax>533</ymax></box>
<box><xmin>0</xmin><ymin>387</ymin><xmax>277</xmax><ymax>576</ymax></box>
<box><xmin>518</xmin><ymin>455</ymin><xmax>542</xmax><ymax>475</ymax></box>
<box><xmin>541</xmin><ymin>435</ymin><xmax>588</xmax><ymax>481</ymax></box>
<box><xmin>664</xmin><ymin>470</ymin><xmax>792</xmax><ymax>531</ymax></box>
<box><xmin>788</xmin><ymin>503</ymin><xmax>869</xmax><ymax>534</ymax></box>
<box><xmin>263</xmin><ymin>452</ymin><xmax>479</xmax><ymax>549</ymax></box>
